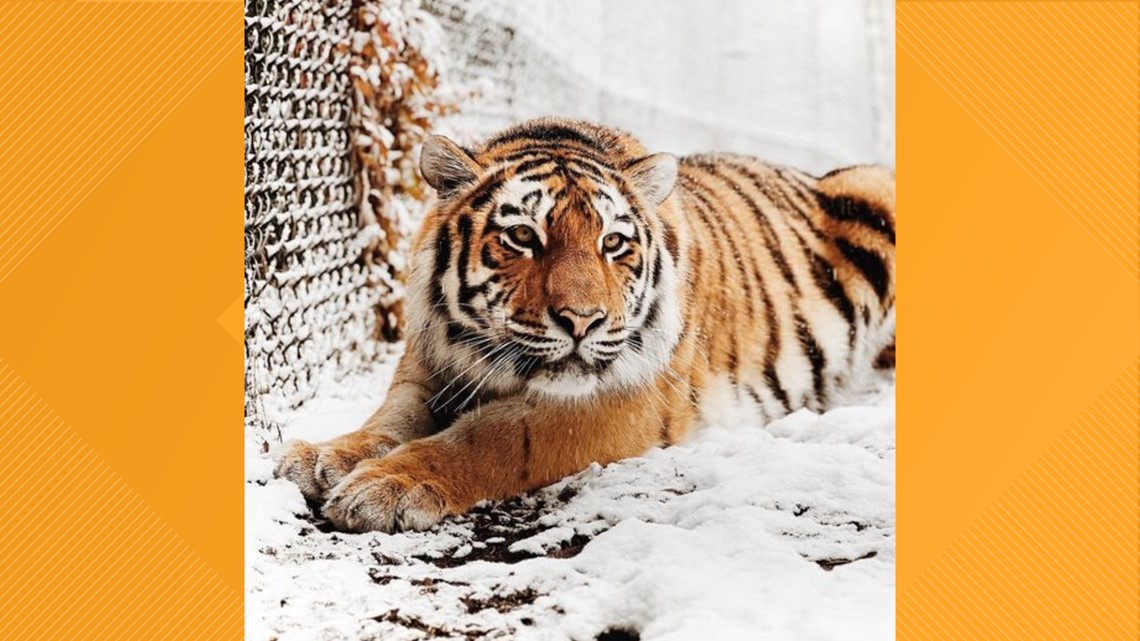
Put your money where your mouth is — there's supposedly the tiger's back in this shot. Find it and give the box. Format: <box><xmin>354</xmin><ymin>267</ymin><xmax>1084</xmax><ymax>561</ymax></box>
<box><xmin>658</xmin><ymin>154</ymin><xmax>895</xmax><ymax>439</ymax></box>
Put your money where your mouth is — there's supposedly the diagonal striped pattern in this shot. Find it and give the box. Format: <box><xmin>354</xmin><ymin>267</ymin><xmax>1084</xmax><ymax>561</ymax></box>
<box><xmin>0</xmin><ymin>359</ymin><xmax>243</xmax><ymax>640</ymax></box>
<box><xmin>898</xmin><ymin>1</ymin><xmax>1139</xmax><ymax>280</ymax></box>
<box><xmin>0</xmin><ymin>1</ymin><xmax>243</xmax><ymax>636</ymax></box>
<box><xmin>897</xmin><ymin>2</ymin><xmax>1138</xmax><ymax>636</ymax></box>
<box><xmin>0</xmin><ymin>1</ymin><xmax>238</xmax><ymax>285</ymax></box>
<box><xmin>898</xmin><ymin>361</ymin><xmax>1139</xmax><ymax>640</ymax></box>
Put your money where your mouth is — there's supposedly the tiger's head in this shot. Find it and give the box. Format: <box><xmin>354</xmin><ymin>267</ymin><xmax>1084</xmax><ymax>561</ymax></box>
<box><xmin>407</xmin><ymin>119</ymin><xmax>686</xmax><ymax>406</ymax></box>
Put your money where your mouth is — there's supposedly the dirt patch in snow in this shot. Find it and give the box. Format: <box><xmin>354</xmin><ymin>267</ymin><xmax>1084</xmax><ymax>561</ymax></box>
<box><xmin>371</xmin><ymin>608</ymin><xmax>493</xmax><ymax>640</ymax></box>
<box><xmin>813</xmin><ymin>550</ymin><xmax>879</xmax><ymax>571</ymax></box>
<box><xmin>408</xmin><ymin>495</ymin><xmax>604</xmax><ymax>567</ymax></box>
<box><xmin>595</xmin><ymin>628</ymin><xmax>641</xmax><ymax>641</ymax></box>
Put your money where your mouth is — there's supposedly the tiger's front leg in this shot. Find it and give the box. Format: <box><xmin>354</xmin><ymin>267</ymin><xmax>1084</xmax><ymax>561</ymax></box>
<box><xmin>274</xmin><ymin>357</ymin><xmax>439</xmax><ymax>499</ymax></box>
<box><xmin>321</xmin><ymin>394</ymin><xmax>663</xmax><ymax>533</ymax></box>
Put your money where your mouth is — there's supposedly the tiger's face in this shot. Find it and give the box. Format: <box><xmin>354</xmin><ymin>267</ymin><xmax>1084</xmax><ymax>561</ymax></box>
<box><xmin>473</xmin><ymin>175</ymin><xmax>652</xmax><ymax>396</ymax></box>
<box><xmin>410</xmin><ymin>123</ymin><xmax>683</xmax><ymax>405</ymax></box>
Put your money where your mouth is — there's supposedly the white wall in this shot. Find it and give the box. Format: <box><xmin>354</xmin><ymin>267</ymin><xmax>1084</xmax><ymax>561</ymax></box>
<box><xmin>427</xmin><ymin>0</ymin><xmax>894</xmax><ymax>174</ymax></box>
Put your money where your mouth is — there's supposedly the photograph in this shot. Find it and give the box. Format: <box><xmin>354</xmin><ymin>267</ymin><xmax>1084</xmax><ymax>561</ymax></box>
<box><xmin>0</xmin><ymin>0</ymin><xmax>1134</xmax><ymax>640</ymax></box>
<box><xmin>244</xmin><ymin>1</ymin><xmax>896</xmax><ymax>639</ymax></box>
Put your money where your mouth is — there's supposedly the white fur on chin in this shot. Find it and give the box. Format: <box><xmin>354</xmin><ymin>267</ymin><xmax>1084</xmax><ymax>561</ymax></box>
<box><xmin>527</xmin><ymin>371</ymin><xmax>600</xmax><ymax>398</ymax></box>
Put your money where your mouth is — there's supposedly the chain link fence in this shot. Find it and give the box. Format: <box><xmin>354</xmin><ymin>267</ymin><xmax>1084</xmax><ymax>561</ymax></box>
<box><xmin>245</xmin><ymin>0</ymin><xmax>440</xmax><ymax>444</ymax></box>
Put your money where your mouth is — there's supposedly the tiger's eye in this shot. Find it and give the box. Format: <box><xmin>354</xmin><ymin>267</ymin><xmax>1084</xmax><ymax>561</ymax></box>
<box><xmin>603</xmin><ymin>232</ymin><xmax>625</xmax><ymax>251</ymax></box>
<box><xmin>506</xmin><ymin>225</ymin><xmax>535</xmax><ymax>246</ymax></box>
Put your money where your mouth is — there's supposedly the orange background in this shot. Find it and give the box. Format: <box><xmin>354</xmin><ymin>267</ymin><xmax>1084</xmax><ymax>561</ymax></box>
<box><xmin>897</xmin><ymin>2</ymin><xmax>1137</xmax><ymax>639</ymax></box>
<box><xmin>0</xmin><ymin>2</ymin><xmax>244</xmax><ymax>639</ymax></box>
<box><xmin>0</xmin><ymin>1</ymin><xmax>1134</xmax><ymax>639</ymax></box>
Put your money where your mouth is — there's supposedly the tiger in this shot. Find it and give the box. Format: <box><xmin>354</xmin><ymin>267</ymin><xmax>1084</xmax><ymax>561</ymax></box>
<box><xmin>275</xmin><ymin>117</ymin><xmax>895</xmax><ymax>533</ymax></box>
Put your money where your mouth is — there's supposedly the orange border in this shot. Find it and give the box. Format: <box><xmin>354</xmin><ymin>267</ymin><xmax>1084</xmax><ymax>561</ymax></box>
<box><xmin>0</xmin><ymin>2</ymin><xmax>243</xmax><ymax>639</ymax></box>
<box><xmin>898</xmin><ymin>1</ymin><xmax>1137</xmax><ymax>638</ymax></box>
<box><xmin>0</xmin><ymin>1</ymin><xmax>1135</xmax><ymax>638</ymax></box>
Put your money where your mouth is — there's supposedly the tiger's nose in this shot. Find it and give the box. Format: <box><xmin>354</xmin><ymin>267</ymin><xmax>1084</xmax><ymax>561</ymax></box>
<box><xmin>551</xmin><ymin>307</ymin><xmax>607</xmax><ymax>340</ymax></box>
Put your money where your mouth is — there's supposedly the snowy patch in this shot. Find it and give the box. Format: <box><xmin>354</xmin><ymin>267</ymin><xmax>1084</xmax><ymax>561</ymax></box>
<box><xmin>246</xmin><ymin>358</ymin><xmax>895</xmax><ymax>640</ymax></box>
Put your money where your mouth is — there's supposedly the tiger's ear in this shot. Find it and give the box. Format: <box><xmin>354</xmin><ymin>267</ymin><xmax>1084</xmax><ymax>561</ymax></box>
<box><xmin>625</xmin><ymin>153</ymin><xmax>678</xmax><ymax>206</ymax></box>
<box><xmin>420</xmin><ymin>135</ymin><xmax>482</xmax><ymax>198</ymax></box>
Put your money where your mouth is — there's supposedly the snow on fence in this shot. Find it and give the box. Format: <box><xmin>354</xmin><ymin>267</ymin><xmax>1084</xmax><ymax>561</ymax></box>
<box><xmin>244</xmin><ymin>0</ymin><xmax>457</xmax><ymax>446</ymax></box>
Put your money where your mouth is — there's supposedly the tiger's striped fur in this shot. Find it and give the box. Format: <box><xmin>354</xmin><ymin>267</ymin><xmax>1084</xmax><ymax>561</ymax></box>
<box><xmin>276</xmin><ymin>118</ymin><xmax>895</xmax><ymax>533</ymax></box>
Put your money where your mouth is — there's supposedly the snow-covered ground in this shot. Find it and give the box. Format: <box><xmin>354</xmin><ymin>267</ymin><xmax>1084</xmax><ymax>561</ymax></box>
<box><xmin>246</xmin><ymin>356</ymin><xmax>895</xmax><ymax>641</ymax></box>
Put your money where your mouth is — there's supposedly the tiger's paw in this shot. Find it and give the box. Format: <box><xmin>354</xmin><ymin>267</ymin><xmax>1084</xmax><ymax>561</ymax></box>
<box><xmin>321</xmin><ymin>458</ymin><xmax>454</xmax><ymax>533</ymax></box>
<box><xmin>273</xmin><ymin>435</ymin><xmax>398</xmax><ymax>500</ymax></box>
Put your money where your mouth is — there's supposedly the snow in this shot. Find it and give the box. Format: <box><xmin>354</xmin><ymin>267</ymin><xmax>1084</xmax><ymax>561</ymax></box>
<box><xmin>246</xmin><ymin>356</ymin><xmax>895</xmax><ymax>640</ymax></box>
